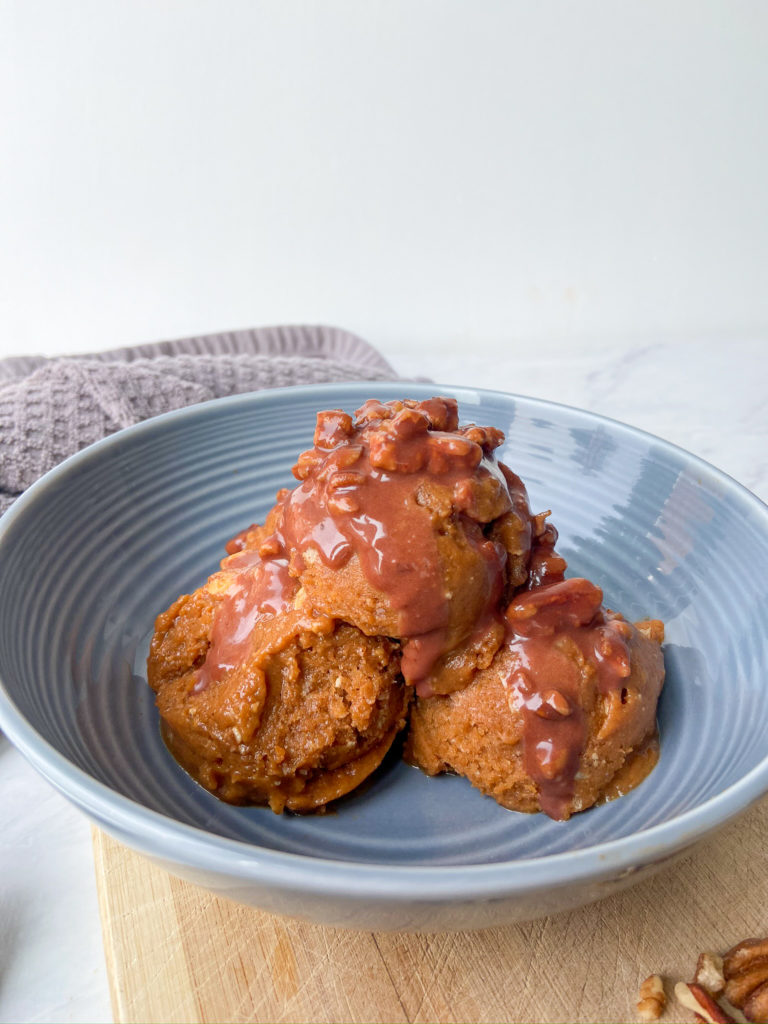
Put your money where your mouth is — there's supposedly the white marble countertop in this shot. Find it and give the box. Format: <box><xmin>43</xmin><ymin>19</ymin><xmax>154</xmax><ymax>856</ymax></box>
<box><xmin>0</xmin><ymin>333</ymin><xmax>766</xmax><ymax>1024</ymax></box>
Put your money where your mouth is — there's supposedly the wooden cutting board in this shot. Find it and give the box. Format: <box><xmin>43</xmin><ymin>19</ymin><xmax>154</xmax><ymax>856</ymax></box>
<box><xmin>93</xmin><ymin>797</ymin><xmax>768</xmax><ymax>1024</ymax></box>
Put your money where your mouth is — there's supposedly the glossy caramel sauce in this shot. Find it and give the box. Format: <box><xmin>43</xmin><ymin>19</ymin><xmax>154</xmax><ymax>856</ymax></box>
<box><xmin>502</xmin><ymin>576</ymin><xmax>634</xmax><ymax>819</ymax></box>
<box><xmin>259</xmin><ymin>398</ymin><xmax>512</xmax><ymax>687</ymax></box>
<box><xmin>194</xmin><ymin>553</ymin><xmax>296</xmax><ymax>691</ymax></box>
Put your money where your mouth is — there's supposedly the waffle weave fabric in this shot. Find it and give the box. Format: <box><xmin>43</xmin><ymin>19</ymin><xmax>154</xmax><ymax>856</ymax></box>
<box><xmin>0</xmin><ymin>325</ymin><xmax>395</xmax><ymax>515</ymax></box>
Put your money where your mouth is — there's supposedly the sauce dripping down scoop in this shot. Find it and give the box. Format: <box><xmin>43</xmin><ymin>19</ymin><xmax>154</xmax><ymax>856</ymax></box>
<box><xmin>503</xmin><ymin>577</ymin><xmax>633</xmax><ymax>819</ymax></box>
<box><xmin>264</xmin><ymin>398</ymin><xmax>516</xmax><ymax>687</ymax></box>
<box><xmin>194</xmin><ymin>552</ymin><xmax>297</xmax><ymax>692</ymax></box>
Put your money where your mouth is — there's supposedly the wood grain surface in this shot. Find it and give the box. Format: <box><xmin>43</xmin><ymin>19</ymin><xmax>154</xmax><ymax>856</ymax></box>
<box><xmin>93</xmin><ymin>797</ymin><xmax>768</xmax><ymax>1024</ymax></box>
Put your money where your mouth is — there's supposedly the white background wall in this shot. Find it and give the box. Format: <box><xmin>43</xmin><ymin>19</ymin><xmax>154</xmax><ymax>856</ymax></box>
<box><xmin>1</xmin><ymin>0</ymin><xmax>767</xmax><ymax>368</ymax></box>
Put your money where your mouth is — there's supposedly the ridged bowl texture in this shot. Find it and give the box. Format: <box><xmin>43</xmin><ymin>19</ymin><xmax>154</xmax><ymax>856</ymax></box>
<box><xmin>1</xmin><ymin>382</ymin><xmax>767</xmax><ymax>930</ymax></box>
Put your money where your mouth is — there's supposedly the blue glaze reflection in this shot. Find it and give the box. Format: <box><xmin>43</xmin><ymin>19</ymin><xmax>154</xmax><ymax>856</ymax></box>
<box><xmin>564</xmin><ymin>447</ymin><xmax>689</xmax><ymax>621</ymax></box>
<box><xmin>569</xmin><ymin>426</ymin><xmax>618</xmax><ymax>477</ymax></box>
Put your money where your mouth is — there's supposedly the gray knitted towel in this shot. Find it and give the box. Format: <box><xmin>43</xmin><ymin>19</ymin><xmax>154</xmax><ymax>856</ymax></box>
<box><xmin>0</xmin><ymin>324</ymin><xmax>396</xmax><ymax>515</ymax></box>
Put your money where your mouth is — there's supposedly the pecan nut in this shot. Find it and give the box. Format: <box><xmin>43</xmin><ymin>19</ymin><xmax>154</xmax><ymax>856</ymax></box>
<box><xmin>674</xmin><ymin>982</ymin><xmax>735</xmax><ymax>1024</ymax></box>
<box><xmin>723</xmin><ymin>938</ymin><xmax>768</xmax><ymax>1023</ymax></box>
<box><xmin>637</xmin><ymin>974</ymin><xmax>666</xmax><ymax>1021</ymax></box>
<box><xmin>695</xmin><ymin>952</ymin><xmax>726</xmax><ymax>998</ymax></box>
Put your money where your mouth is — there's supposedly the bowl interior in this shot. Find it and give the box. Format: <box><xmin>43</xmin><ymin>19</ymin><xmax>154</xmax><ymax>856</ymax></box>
<box><xmin>1</xmin><ymin>383</ymin><xmax>767</xmax><ymax>866</ymax></box>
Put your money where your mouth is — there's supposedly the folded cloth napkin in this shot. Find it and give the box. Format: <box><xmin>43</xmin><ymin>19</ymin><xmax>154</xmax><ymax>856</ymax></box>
<box><xmin>0</xmin><ymin>324</ymin><xmax>396</xmax><ymax>515</ymax></box>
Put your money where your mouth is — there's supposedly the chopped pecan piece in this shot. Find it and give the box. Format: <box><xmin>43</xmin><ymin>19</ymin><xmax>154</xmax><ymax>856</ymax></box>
<box><xmin>637</xmin><ymin>974</ymin><xmax>666</xmax><ymax>1020</ymax></box>
<box><xmin>743</xmin><ymin>985</ymin><xmax>768</xmax><ymax>1024</ymax></box>
<box><xmin>674</xmin><ymin>982</ymin><xmax>735</xmax><ymax>1024</ymax></box>
<box><xmin>724</xmin><ymin>939</ymin><xmax>768</xmax><ymax>976</ymax></box>
<box><xmin>695</xmin><ymin>952</ymin><xmax>726</xmax><ymax>997</ymax></box>
<box><xmin>723</xmin><ymin>938</ymin><xmax>768</xmax><ymax>1023</ymax></box>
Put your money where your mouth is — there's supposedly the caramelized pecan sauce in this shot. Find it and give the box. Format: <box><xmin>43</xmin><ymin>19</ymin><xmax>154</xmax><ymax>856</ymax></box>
<box><xmin>252</xmin><ymin>398</ymin><xmax>512</xmax><ymax>686</ymax></box>
<box><xmin>193</xmin><ymin>554</ymin><xmax>297</xmax><ymax>692</ymax></box>
<box><xmin>503</xmin><ymin>577</ymin><xmax>634</xmax><ymax>819</ymax></box>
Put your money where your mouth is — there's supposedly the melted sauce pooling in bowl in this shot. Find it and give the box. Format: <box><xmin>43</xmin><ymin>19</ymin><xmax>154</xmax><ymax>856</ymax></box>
<box><xmin>596</xmin><ymin>734</ymin><xmax>660</xmax><ymax>804</ymax></box>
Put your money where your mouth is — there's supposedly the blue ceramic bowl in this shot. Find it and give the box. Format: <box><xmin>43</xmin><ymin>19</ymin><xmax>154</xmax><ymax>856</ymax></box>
<box><xmin>1</xmin><ymin>382</ymin><xmax>767</xmax><ymax>931</ymax></box>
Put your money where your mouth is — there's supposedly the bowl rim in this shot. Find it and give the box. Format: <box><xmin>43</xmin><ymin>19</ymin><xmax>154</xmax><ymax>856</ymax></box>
<box><xmin>1</xmin><ymin>380</ymin><xmax>767</xmax><ymax>901</ymax></box>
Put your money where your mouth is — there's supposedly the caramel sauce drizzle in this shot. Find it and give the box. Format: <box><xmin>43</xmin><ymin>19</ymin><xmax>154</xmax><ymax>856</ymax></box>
<box><xmin>503</xmin><ymin>575</ymin><xmax>632</xmax><ymax>819</ymax></box>
<box><xmin>270</xmin><ymin>398</ymin><xmax>511</xmax><ymax>686</ymax></box>
<box><xmin>194</xmin><ymin>554</ymin><xmax>296</xmax><ymax>691</ymax></box>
